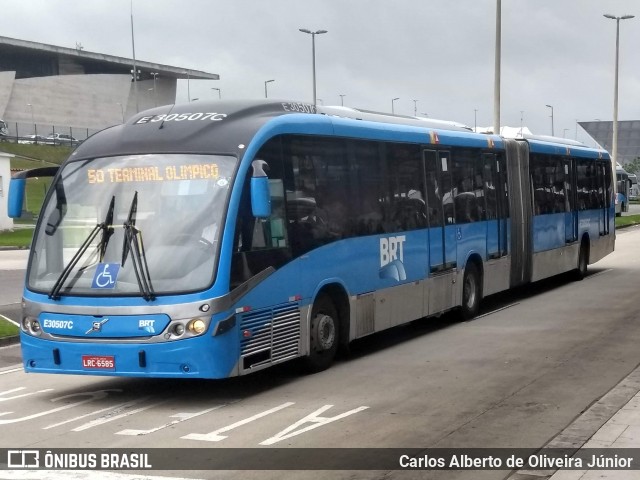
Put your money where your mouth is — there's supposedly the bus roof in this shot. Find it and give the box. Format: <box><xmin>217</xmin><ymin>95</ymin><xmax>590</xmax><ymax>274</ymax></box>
<box><xmin>517</xmin><ymin>136</ymin><xmax>609</xmax><ymax>160</ymax></box>
<box><xmin>70</xmin><ymin>100</ymin><xmax>604</xmax><ymax>162</ymax></box>
<box><xmin>317</xmin><ymin>105</ymin><xmax>474</xmax><ymax>132</ymax></box>
<box><xmin>70</xmin><ymin>100</ymin><xmax>501</xmax><ymax>161</ymax></box>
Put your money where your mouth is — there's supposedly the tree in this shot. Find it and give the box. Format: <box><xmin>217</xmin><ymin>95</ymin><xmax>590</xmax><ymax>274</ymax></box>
<box><xmin>623</xmin><ymin>157</ymin><xmax>640</xmax><ymax>175</ymax></box>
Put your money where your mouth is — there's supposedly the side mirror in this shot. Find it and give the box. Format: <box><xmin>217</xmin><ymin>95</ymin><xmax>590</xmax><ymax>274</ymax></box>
<box><xmin>250</xmin><ymin>159</ymin><xmax>271</xmax><ymax>218</ymax></box>
<box><xmin>8</xmin><ymin>166</ymin><xmax>60</xmax><ymax>218</ymax></box>
<box><xmin>7</xmin><ymin>178</ymin><xmax>26</xmax><ymax>218</ymax></box>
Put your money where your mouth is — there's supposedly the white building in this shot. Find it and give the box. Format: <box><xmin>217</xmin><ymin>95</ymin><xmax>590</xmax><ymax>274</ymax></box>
<box><xmin>0</xmin><ymin>35</ymin><xmax>219</xmax><ymax>140</ymax></box>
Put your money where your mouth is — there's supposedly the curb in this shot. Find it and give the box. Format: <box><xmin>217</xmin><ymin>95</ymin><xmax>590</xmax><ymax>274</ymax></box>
<box><xmin>506</xmin><ymin>363</ymin><xmax>640</xmax><ymax>479</ymax></box>
<box><xmin>0</xmin><ymin>336</ymin><xmax>19</xmax><ymax>347</ymax></box>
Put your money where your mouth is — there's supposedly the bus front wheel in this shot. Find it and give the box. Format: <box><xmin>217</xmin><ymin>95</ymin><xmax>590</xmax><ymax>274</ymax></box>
<box><xmin>303</xmin><ymin>295</ymin><xmax>339</xmax><ymax>373</ymax></box>
<box><xmin>460</xmin><ymin>262</ymin><xmax>482</xmax><ymax>321</ymax></box>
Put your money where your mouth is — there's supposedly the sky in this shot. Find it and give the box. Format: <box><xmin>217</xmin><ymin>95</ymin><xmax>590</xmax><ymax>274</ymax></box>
<box><xmin>1</xmin><ymin>0</ymin><xmax>639</xmax><ymax>145</ymax></box>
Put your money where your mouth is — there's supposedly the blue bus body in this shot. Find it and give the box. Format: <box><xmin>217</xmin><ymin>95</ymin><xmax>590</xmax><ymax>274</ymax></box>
<box><xmin>10</xmin><ymin>101</ymin><xmax>614</xmax><ymax>379</ymax></box>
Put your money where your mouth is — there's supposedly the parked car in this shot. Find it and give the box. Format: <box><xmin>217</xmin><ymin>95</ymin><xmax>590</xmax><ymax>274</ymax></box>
<box><xmin>47</xmin><ymin>133</ymin><xmax>78</xmax><ymax>145</ymax></box>
<box><xmin>18</xmin><ymin>134</ymin><xmax>49</xmax><ymax>144</ymax></box>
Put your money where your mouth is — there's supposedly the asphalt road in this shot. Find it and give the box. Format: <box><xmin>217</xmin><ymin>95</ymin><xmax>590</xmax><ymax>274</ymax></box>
<box><xmin>1</xmin><ymin>229</ymin><xmax>640</xmax><ymax>480</ymax></box>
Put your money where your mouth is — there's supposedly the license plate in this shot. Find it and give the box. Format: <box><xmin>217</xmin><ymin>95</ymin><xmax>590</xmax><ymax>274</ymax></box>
<box><xmin>82</xmin><ymin>355</ymin><xmax>115</xmax><ymax>370</ymax></box>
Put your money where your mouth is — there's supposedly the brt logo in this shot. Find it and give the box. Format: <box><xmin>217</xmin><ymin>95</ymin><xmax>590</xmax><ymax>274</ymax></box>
<box><xmin>379</xmin><ymin>235</ymin><xmax>407</xmax><ymax>282</ymax></box>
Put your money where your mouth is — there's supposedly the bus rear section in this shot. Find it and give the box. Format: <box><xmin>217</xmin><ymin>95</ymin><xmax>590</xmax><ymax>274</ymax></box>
<box><xmin>505</xmin><ymin>138</ymin><xmax>613</xmax><ymax>285</ymax></box>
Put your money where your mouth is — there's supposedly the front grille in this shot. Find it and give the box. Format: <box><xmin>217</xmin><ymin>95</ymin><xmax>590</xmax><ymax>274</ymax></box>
<box><xmin>240</xmin><ymin>302</ymin><xmax>301</xmax><ymax>371</ymax></box>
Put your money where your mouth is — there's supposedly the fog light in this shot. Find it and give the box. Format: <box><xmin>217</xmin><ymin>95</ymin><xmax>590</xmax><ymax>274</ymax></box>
<box><xmin>188</xmin><ymin>318</ymin><xmax>206</xmax><ymax>335</ymax></box>
<box><xmin>29</xmin><ymin>319</ymin><xmax>42</xmax><ymax>336</ymax></box>
<box><xmin>173</xmin><ymin>323</ymin><xmax>185</xmax><ymax>336</ymax></box>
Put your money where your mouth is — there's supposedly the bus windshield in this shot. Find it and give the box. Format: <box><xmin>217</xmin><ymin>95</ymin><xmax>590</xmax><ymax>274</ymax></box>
<box><xmin>28</xmin><ymin>153</ymin><xmax>237</xmax><ymax>297</ymax></box>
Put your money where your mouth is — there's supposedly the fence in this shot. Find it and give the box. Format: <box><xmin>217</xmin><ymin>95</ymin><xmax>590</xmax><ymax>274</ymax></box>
<box><xmin>0</xmin><ymin>121</ymin><xmax>103</xmax><ymax>146</ymax></box>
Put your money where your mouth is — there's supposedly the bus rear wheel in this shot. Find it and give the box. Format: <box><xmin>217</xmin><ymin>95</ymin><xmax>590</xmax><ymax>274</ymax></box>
<box><xmin>303</xmin><ymin>295</ymin><xmax>339</xmax><ymax>373</ymax></box>
<box><xmin>574</xmin><ymin>242</ymin><xmax>589</xmax><ymax>281</ymax></box>
<box><xmin>460</xmin><ymin>262</ymin><xmax>482</xmax><ymax>321</ymax></box>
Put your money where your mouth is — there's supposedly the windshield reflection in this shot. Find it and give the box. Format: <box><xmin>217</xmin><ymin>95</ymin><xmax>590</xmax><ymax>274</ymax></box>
<box><xmin>28</xmin><ymin>153</ymin><xmax>236</xmax><ymax>297</ymax></box>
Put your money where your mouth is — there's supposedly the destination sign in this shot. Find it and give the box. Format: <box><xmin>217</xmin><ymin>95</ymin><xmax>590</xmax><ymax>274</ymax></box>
<box><xmin>87</xmin><ymin>164</ymin><xmax>219</xmax><ymax>184</ymax></box>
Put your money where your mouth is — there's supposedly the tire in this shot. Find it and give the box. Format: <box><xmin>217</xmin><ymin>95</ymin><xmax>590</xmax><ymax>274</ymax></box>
<box><xmin>460</xmin><ymin>262</ymin><xmax>482</xmax><ymax>321</ymax></box>
<box><xmin>574</xmin><ymin>242</ymin><xmax>589</xmax><ymax>281</ymax></box>
<box><xmin>302</xmin><ymin>294</ymin><xmax>339</xmax><ymax>373</ymax></box>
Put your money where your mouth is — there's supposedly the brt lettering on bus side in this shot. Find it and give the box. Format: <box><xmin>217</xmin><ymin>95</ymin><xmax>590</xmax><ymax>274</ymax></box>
<box><xmin>379</xmin><ymin>235</ymin><xmax>407</xmax><ymax>281</ymax></box>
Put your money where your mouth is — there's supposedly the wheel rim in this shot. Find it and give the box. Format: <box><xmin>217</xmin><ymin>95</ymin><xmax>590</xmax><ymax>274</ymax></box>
<box><xmin>314</xmin><ymin>314</ymin><xmax>336</xmax><ymax>351</ymax></box>
<box><xmin>464</xmin><ymin>273</ymin><xmax>476</xmax><ymax>310</ymax></box>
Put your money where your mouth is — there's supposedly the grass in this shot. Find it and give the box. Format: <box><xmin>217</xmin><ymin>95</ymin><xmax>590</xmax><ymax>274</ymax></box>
<box><xmin>0</xmin><ymin>317</ymin><xmax>19</xmax><ymax>339</ymax></box>
<box><xmin>615</xmin><ymin>214</ymin><xmax>640</xmax><ymax>228</ymax></box>
<box><xmin>0</xmin><ymin>227</ymin><xmax>34</xmax><ymax>247</ymax></box>
<box><xmin>0</xmin><ymin>142</ymin><xmax>72</xmax><ymax>166</ymax></box>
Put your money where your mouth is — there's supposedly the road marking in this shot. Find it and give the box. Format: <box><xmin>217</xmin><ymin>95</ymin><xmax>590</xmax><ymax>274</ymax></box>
<box><xmin>0</xmin><ymin>313</ymin><xmax>19</xmax><ymax>327</ymax></box>
<box><xmin>475</xmin><ymin>303</ymin><xmax>519</xmax><ymax>319</ymax></box>
<box><xmin>0</xmin><ymin>390</ymin><xmax>113</xmax><ymax>425</ymax></box>
<box><xmin>44</xmin><ymin>400</ymin><xmax>138</xmax><ymax>430</ymax></box>
<box><xmin>0</xmin><ymin>387</ymin><xmax>24</xmax><ymax>396</ymax></box>
<box><xmin>117</xmin><ymin>404</ymin><xmax>227</xmax><ymax>436</ymax></box>
<box><xmin>260</xmin><ymin>404</ymin><xmax>369</xmax><ymax>445</ymax></box>
<box><xmin>182</xmin><ymin>401</ymin><xmax>295</xmax><ymax>442</ymax></box>
<box><xmin>72</xmin><ymin>397</ymin><xmax>167</xmax><ymax>432</ymax></box>
<box><xmin>585</xmin><ymin>268</ymin><xmax>612</xmax><ymax>280</ymax></box>
<box><xmin>0</xmin><ymin>366</ymin><xmax>22</xmax><ymax>375</ymax></box>
<box><xmin>3</xmin><ymin>472</ymin><xmax>203</xmax><ymax>480</ymax></box>
<box><xmin>0</xmin><ymin>387</ymin><xmax>54</xmax><ymax>402</ymax></box>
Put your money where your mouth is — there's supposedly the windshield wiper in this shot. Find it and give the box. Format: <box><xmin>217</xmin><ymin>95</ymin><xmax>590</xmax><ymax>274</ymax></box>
<box><xmin>122</xmin><ymin>191</ymin><xmax>156</xmax><ymax>301</ymax></box>
<box><xmin>49</xmin><ymin>195</ymin><xmax>116</xmax><ymax>300</ymax></box>
<box><xmin>99</xmin><ymin>196</ymin><xmax>115</xmax><ymax>261</ymax></box>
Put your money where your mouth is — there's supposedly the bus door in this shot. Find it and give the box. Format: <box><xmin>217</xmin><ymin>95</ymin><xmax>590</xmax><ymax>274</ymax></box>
<box><xmin>482</xmin><ymin>153</ymin><xmax>508</xmax><ymax>258</ymax></box>
<box><xmin>423</xmin><ymin>149</ymin><xmax>456</xmax><ymax>315</ymax></box>
<box><xmin>564</xmin><ymin>158</ymin><xmax>578</xmax><ymax>243</ymax></box>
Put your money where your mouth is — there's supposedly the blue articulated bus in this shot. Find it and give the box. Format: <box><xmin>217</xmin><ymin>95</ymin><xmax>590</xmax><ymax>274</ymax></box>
<box><xmin>8</xmin><ymin>101</ymin><xmax>615</xmax><ymax>379</ymax></box>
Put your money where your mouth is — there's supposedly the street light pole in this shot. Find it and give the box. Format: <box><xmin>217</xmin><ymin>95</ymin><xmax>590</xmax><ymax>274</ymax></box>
<box><xmin>299</xmin><ymin>28</ymin><xmax>328</xmax><ymax>105</ymax></box>
<box><xmin>150</xmin><ymin>72</ymin><xmax>158</xmax><ymax>107</ymax></box>
<box><xmin>392</xmin><ymin>97</ymin><xmax>399</xmax><ymax>114</ymax></box>
<box><xmin>186</xmin><ymin>70</ymin><xmax>191</xmax><ymax>102</ymax></box>
<box><xmin>545</xmin><ymin>104</ymin><xmax>554</xmax><ymax>136</ymax></box>
<box><xmin>211</xmin><ymin>87</ymin><xmax>221</xmax><ymax>99</ymax></box>
<box><xmin>413</xmin><ymin>99</ymin><xmax>418</xmax><ymax>116</ymax></box>
<box><xmin>27</xmin><ymin>103</ymin><xmax>36</xmax><ymax>139</ymax></box>
<box><xmin>116</xmin><ymin>102</ymin><xmax>124</xmax><ymax>123</ymax></box>
<box><xmin>130</xmin><ymin>0</ymin><xmax>139</xmax><ymax>113</ymax></box>
<box><xmin>493</xmin><ymin>0</ymin><xmax>501</xmax><ymax>134</ymax></box>
<box><xmin>264</xmin><ymin>79</ymin><xmax>275</xmax><ymax>98</ymax></box>
<box><xmin>339</xmin><ymin>94</ymin><xmax>346</xmax><ymax>106</ymax></box>
<box><xmin>604</xmin><ymin>13</ymin><xmax>634</xmax><ymax>167</ymax></box>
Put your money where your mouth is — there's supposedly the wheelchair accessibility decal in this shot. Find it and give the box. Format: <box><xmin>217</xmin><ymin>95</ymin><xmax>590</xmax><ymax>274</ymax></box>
<box><xmin>91</xmin><ymin>263</ymin><xmax>121</xmax><ymax>289</ymax></box>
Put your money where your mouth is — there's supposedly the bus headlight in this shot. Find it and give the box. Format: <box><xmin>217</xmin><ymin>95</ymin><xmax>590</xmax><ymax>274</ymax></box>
<box><xmin>187</xmin><ymin>318</ymin><xmax>207</xmax><ymax>335</ymax></box>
